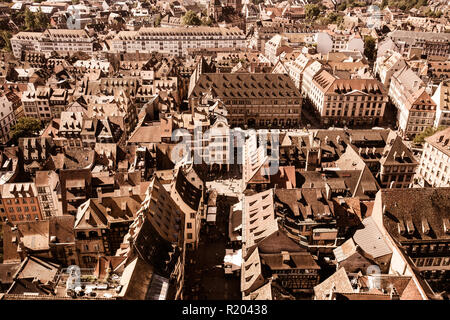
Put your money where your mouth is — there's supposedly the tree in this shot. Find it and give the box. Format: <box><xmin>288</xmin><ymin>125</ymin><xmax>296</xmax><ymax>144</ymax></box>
<box><xmin>201</xmin><ymin>16</ymin><xmax>213</xmax><ymax>26</ymax></box>
<box><xmin>10</xmin><ymin>117</ymin><xmax>42</xmax><ymax>143</ymax></box>
<box><xmin>35</xmin><ymin>10</ymin><xmax>50</xmax><ymax>31</ymax></box>
<box><xmin>0</xmin><ymin>31</ymin><xmax>12</xmax><ymax>52</ymax></box>
<box><xmin>182</xmin><ymin>10</ymin><xmax>201</xmax><ymax>26</ymax></box>
<box><xmin>24</xmin><ymin>8</ymin><xmax>49</xmax><ymax>32</ymax></box>
<box><xmin>413</xmin><ymin>126</ymin><xmax>446</xmax><ymax>144</ymax></box>
<box><xmin>154</xmin><ymin>15</ymin><xmax>161</xmax><ymax>27</ymax></box>
<box><xmin>25</xmin><ymin>8</ymin><xmax>37</xmax><ymax>31</ymax></box>
<box><xmin>364</xmin><ymin>35</ymin><xmax>376</xmax><ymax>61</ymax></box>
<box><xmin>305</xmin><ymin>4</ymin><xmax>320</xmax><ymax>21</ymax></box>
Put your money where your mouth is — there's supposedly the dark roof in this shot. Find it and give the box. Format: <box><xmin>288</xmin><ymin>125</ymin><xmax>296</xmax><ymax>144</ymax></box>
<box><xmin>381</xmin><ymin>188</ymin><xmax>450</xmax><ymax>242</ymax></box>
<box><xmin>174</xmin><ymin>169</ymin><xmax>202</xmax><ymax>211</ymax></box>
<box><xmin>260</xmin><ymin>252</ymin><xmax>319</xmax><ymax>270</ymax></box>
<box><xmin>129</xmin><ymin>218</ymin><xmax>179</xmax><ymax>278</ymax></box>
<box><xmin>189</xmin><ymin>73</ymin><xmax>302</xmax><ymax>101</ymax></box>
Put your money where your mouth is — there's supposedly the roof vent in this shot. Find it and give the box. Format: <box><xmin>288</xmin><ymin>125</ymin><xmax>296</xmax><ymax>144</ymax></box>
<box><xmin>405</xmin><ymin>217</ymin><xmax>414</xmax><ymax>235</ymax></box>
<box><xmin>443</xmin><ymin>218</ymin><xmax>450</xmax><ymax>234</ymax></box>
<box><xmin>397</xmin><ymin>220</ymin><xmax>406</xmax><ymax>235</ymax></box>
<box><xmin>421</xmin><ymin>218</ymin><xmax>430</xmax><ymax>235</ymax></box>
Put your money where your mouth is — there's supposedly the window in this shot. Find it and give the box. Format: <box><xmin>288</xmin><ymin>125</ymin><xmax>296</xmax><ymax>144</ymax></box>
<box><xmin>187</xmin><ymin>233</ymin><xmax>193</xmax><ymax>240</ymax></box>
<box><xmin>187</xmin><ymin>223</ymin><xmax>192</xmax><ymax>229</ymax></box>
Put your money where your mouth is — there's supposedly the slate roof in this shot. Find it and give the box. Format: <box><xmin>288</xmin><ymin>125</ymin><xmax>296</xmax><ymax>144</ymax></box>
<box><xmin>380</xmin><ymin>188</ymin><xmax>450</xmax><ymax>242</ymax></box>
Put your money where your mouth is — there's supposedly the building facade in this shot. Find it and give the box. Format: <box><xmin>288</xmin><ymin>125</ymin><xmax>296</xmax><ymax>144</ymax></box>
<box><xmin>431</xmin><ymin>80</ymin><xmax>450</xmax><ymax>128</ymax></box>
<box><xmin>111</xmin><ymin>27</ymin><xmax>246</xmax><ymax>57</ymax></box>
<box><xmin>10</xmin><ymin>29</ymin><xmax>94</xmax><ymax>59</ymax></box>
<box><xmin>389</xmin><ymin>67</ymin><xmax>436</xmax><ymax>139</ymax></box>
<box><xmin>189</xmin><ymin>73</ymin><xmax>302</xmax><ymax>128</ymax></box>
<box><xmin>418</xmin><ymin>128</ymin><xmax>450</xmax><ymax>187</ymax></box>
<box><xmin>307</xmin><ymin>70</ymin><xmax>388</xmax><ymax>126</ymax></box>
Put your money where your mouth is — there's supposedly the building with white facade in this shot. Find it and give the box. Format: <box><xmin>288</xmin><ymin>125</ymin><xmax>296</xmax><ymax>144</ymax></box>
<box><xmin>10</xmin><ymin>29</ymin><xmax>94</xmax><ymax>59</ymax></box>
<box><xmin>388</xmin><ymin>67</ymin><xmax>436</xmax><ymax>139</ymax></box>
<box><xmin>21</xmin><ymin>85</ymin><xmax>52</xmax><ymax>122</ymax></box>
<box><xmin>375</xmin><ymin>50</ymin><xmax>406</xmax><ymax>87</ymax></box>
<box><xmin>111</xmin><ymin>27</ymin><xmax>246</xmax><ymax>57</ymax></box>
<box><xmin>418</xmin><ymin>127</ymin><xmax>450</xmax><ymax>187</ymax></box>
<box><xmin>0</xmin><ymin>94</ymin><xmax>17</xmax><ymax>144</ymax></box>
<box><xmin>307</xmin><ymin>69</ymin><xmax>388</xmax><ymax>126</ymax></box>
<box><xmin>431</xmin><ymin>80</ymin><xmax>450</xmax><ymax>128</ymax></box>
<box><xmin>315</xmin><ymin>32</ymin><xmax>364</xmax><ymax>55</ymax></box>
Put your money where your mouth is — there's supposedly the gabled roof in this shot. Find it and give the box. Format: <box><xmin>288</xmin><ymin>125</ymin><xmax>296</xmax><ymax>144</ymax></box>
<box><xmin>353</xmin><ymin>217</ymin><xmax>392</xmax><ymax>259</ymax></box>
<box><xmin>314</xmin><ymin>267</ymin><xmax>353</xmax><ymax>300</ymax></box>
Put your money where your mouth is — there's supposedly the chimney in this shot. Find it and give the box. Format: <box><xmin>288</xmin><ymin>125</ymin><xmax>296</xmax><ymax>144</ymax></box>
<box><xmin>325</xmin><ymin>183</ymin><xmax>332</xmax><ymax>200</ymax></box>
<box><xmin>422</xmin><ymin>218</ymin><xmax>430</xmax><ymax>235</ymax></box>
<box><xmin>281</xmin><ymin>251</ymin><xmax>290</xmax><ymax>264</ymax></box>
<box><xmin>393</xmin><ymin>151</ymin><xmax>397</xmax><ymax>159</ymax></box>
<box><xmin>390</xmin><ymin>287</ymin><xmax>400</xmax><ymax>300</ymax></box>
<box><xmin>398</xmin><ymin>221</ymin><xmax>406</xmax><ymax>235</ymax></box>
<box><xmin>444</xmin><ymin>218</ymin><xmax>450</xmax><ymax>234</ymax></box>
<box><xmin>97</xmin><ymin>187</ymin><xmax>103</xmax><ymax>203</ymax></box>
<box><xmin>406</xmin><ymin>217</ymin><xmax>415</xmax><ymax>235</ymax></box>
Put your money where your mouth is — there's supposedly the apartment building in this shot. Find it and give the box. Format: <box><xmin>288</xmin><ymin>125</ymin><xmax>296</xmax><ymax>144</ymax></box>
<box><xmin>307</xmin><ymin>69</ymin><xmax>388</xmax><ymax>126</ymax></box>
<box><xmin>373</xmin><ymin>188</ymin><xmax>450</xmax><ymax>294</ymax></box>
<box><xmin>19</xmin><ymin>137</ymin><xmax>53</xmax><ymax>175</ymax></box>
<box><xmin>170</xmin><ymin>166</ymin><xmax>204</xmax><ymax>250</ymax></box>
<box><xmin>0</xmin><ymin>182</ymin><xmax>42</xmax><ymax>222</ymax></box>
<box><xmin>10</xmin><ymin>29</ymin><xmax>94</xmax><ymax>59</ymax></box>
<box><xmin>111</xmin><ymin>27</ymin><xmax>246</xmax><ymax>57</ymax></box>
<box><xmin>189</xmin><ymin>73</ymin><xmax>302</xmax><ymax>128</ymax></box>
<box><xmin>387</xmin><ymin>30</ymin><xmax>450</xmax><ymax>59</ymax></box>
<box><xmin>418</xmin><ymin>127</ymin><xmax>450</xmax><ymax>187</ymax></box>
<box><xmin>374</xmin><ymin>50</ymin><xmax>406</xmax><ymax>87</ymax></box>
<box><xmin>74</xmin><ymin>195</ymin><xmax>143</xmax><ymax>268</ymax></box>
<box><xmin>283</xmin><ymin>53</ymin><xmax>312</xmax><ymax>90</ymax></box>
<box><xmin>301</xmin><ymin>60</ymin><xmax>322</xmax><ymax>97</ymax></box>
<box><xmin>86</xmin><ymin>90</ymin><xmax>138</xmax><ymax>137</ymax></box>
<box><xmin>315</xmin><ymin>32</ymin><xmax>364</xmax><ymax>55</ymax></box>
<box><xmin>431</xmin><ymin>80</ymin><xmax>450</xmax><ymax>128</ymax></box>
<box><xmin>0</xmin><ymin>94</ymin><xmax>17</xmax><ymax>144</ymax></box>
<box><xmin>21</xmin><ymin>85</ymin><xmax>47</xmax><ymax>121</ymax></box>
<box><xmin>35</xmin><ymin>170</ymin><xmax>62</xmax><ymax>218</ymax></box>
<box><xmin>389</xmin><ymin>67</ymin><xmax>436</xmax><ymax>139</ymax></box>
